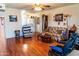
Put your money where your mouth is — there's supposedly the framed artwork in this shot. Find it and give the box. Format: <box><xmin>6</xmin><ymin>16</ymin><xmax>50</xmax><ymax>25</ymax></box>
<box><xmin>9</xmin><ymin>15</ymin><xmax>17</xmax><ymax>22</ymax></box>
<box><xmin>36</xmin><ymin>17</ymin><xmax>40</xmax><ymax>24</ymax></box>
<box><xmin>55</xmin><ymin>14</ymin><xmax>63</xmax><ymax>21</ymax></box>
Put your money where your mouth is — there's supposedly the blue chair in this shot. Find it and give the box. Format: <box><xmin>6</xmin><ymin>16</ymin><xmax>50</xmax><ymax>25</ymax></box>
<box><xmin>48</xmin><ymin>33</ymin><xmax>78</xmax><ymax>56</ymax></box>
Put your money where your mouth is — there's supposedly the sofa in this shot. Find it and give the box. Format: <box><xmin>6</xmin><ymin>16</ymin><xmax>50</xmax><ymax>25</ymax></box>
<box><xmin>39</xmin><ymin>27</ymin><xmax>68</xmax><ymax>43</ymax></box>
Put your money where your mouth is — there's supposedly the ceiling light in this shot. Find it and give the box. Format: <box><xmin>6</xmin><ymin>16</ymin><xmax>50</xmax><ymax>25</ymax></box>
<box><xmin>34</xmin><ymin>7</ymin><xmax>42</xmax><ymax>11</ymax></box>
<box><xmin>33</xmin><ymin>4</ymin><xmax>50</xmax><ymax>11</ymax></box>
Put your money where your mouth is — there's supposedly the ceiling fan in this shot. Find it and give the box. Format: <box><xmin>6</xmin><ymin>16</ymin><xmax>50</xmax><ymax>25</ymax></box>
<box><xmin>32</xmin><ymin>4</ymin><xmax>50</xmax><ymax>11</ymax></box>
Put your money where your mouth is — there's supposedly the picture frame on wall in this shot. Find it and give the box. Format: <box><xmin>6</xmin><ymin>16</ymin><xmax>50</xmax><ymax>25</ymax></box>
<box><xmin>36</xmin><ymin>17</ymin><xmax>40</xmax><ymax>24</ymax></box>
<box><xmin>55</xmin><ymin>14</ymin><xmax>63</xmax><ymax>21</ymax></box>
<box><xmin>35</xmin><ymin>16</ymin><xmax>40</xmax><ymax>24</ymax></box>
<box><xmin>9</xmin><ymin>15</ymin><xmax>17</xmax><ymax>22</ymax></box>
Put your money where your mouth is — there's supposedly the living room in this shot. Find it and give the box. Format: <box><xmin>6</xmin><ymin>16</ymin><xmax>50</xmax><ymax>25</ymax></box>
<box><xmin>0</xmin><ymin>3</ymin><xmax>79</xmax><ymax>56</ymax></box>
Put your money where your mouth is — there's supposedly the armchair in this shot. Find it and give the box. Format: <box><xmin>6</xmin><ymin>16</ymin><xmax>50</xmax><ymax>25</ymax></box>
<box><xmin>48</xmin><ymin>33</ymin><xmax>78</xmax><ymax>56</ymax></box>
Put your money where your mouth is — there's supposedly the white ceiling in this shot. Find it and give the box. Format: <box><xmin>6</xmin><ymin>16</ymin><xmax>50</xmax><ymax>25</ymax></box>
<box><xmin>5</xmin><ymin>3</ymin><xmax>75</xmax><ymax>12</ymax></box>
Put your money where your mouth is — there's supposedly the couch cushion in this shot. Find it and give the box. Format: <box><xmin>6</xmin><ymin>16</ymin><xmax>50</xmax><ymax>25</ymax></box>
<box><xmin>49</xmin><ymin>46</ymin><xmax>63</xmax><ymax>53</ymax></box>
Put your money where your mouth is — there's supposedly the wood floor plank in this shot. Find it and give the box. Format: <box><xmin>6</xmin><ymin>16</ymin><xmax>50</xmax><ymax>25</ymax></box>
<box><xmin>6</xmin><ymin>33</ymin><xmax>64</xmax><ymax>56</ymax></box>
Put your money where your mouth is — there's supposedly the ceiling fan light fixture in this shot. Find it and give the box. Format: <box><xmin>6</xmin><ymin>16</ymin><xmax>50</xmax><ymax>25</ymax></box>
<box><xmin>34</xmin><ymin>7</ymin><xmax>42</xmax><ymax>11</ymax></box>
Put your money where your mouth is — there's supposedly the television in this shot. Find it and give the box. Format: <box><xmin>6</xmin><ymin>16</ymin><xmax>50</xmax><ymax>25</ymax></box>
<box><xmin>55</xmin><ymin>14</ymin><xmax>63</xmax><ymax>21</ymax></box>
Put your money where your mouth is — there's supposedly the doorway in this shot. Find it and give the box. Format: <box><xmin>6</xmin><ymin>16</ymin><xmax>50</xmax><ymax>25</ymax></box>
<box><xmin>0</xmin><ymin>16</ymin><xmax>7</xmax><ymax>55</ymax></box>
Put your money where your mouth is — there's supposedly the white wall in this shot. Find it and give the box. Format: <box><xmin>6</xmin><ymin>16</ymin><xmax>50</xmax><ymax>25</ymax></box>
<box><xmin>5</xmin><ymin>8</ymin><xmax>40</xmax><ymax>39</ymax></box>
<box><xmin>5</xmin><ymin>8</ymin><xmax>22</xmax><ymax>38</ymax></box>
<box><xmin>38</xmin><ymin>4</ymin><xmax>79</xmax><ymax>33</ymax></box>
<box><xmin>21</xmin><ymin>10</ymin><xmax>41</xmax><ymax>32</ymax></box>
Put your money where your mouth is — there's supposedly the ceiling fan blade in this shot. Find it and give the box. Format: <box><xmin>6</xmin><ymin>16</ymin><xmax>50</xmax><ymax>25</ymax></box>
<box><xmin>44</xmin><ymin>5</ymin><xmax>50</xmax><ymax>7</ymax></box>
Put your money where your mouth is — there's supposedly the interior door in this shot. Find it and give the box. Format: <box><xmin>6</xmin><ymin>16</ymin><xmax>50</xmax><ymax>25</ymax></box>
<box><xmin>42</xmin><ymin>14</ymin><xmax>48</xmax><ymax>32</ymax></box>
<box><xmin>0</xmin><ymin>17</ymin><xmax>7</xmax><ymax>55</ymax></box>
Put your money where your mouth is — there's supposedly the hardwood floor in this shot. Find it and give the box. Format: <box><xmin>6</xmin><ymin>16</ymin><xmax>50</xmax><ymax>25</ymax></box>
<box><xmin>6</xmin><ymin>33</ymin><xmax>64</xmax><ymax>56</ymax></box>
